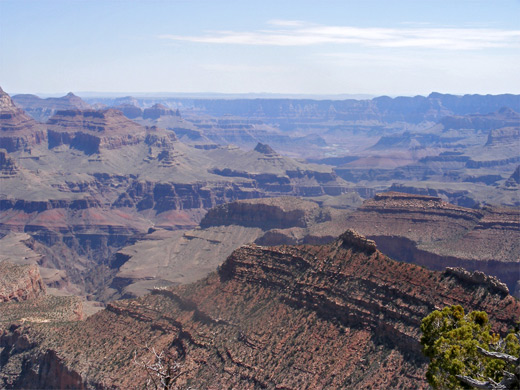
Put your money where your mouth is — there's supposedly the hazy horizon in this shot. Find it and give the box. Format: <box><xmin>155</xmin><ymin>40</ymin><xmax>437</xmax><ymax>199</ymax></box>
<box><xmin>2</xmin><ymin>0</ymin><xmax>519</xmax><ymax>96</ymax></box>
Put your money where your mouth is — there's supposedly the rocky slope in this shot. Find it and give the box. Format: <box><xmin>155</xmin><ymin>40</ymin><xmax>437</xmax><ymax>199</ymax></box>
<box><xmin>247</xmin><ymin>192</ymin><xmax>519</xmax><ymax>295</ymax></box>
<box><xmin>332</xmin><ymin>192</ymin><xmax>520</xmax><ymax>293</ymax></box>
<box><xmin>0</xmin><ymin>87</ymin><xmax>47</xmax><ymax>152</ymax></box>
<box><xmin>1</xmin><ymin>231</ymin><xmax>518</xmax><ymax>389</ymax></box>
<box><xmin>108</xmin><ymin>197</ymin><xmax>326</xmax><ymax>299</ymax></box>
<box><xmin>46</xmin><ymin>109</ymin><xmax>148</xmax><ymax>154</ymax></box>
<box><xmin>0</xmin><ymin>261</ymin><xmax>82</xmax><ymax>329</ymax></box>
<box><xmin>0</xmin><ymin>262</ymin><xmax>46</xmax><ymax>302</ymax></box>
<box><xmin>0</xmin><ymin>149</ymin><xmax>19</xmax><ymax>176</ymax></box>
<box><xmin>1</xmin><ymin>87</ymin><xmax>352</xmax><ymax>299</ymax></box>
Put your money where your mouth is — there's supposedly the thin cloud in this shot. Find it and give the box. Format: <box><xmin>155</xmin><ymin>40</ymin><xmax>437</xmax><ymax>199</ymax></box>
<box><xmin>159</xmin><ymin>20</ymin><xmax>520</xmax><ymax>50</ymax></box>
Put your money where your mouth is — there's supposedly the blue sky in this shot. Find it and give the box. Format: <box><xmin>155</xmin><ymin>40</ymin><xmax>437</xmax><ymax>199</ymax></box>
<box><xmin>1</xmin><ymin>0</ymin><xmax>519</xmax><ymax>96</ymax></box>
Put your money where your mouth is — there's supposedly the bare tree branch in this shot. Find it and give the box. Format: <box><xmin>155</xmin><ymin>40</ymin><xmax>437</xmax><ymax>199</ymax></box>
<box><xmin>456</xmin><ymin>375</ymin><xmax>507</xmax><ymax>390</ymax></box>
<box><xmin>476</xmin><ymin>346</ymin><xmax>518</xmax><ymax>364</ymax></box>
<box><xmin>133</xmin><ymin>345</ymin><xmax>187</xmax><ymax>390</ymax></box>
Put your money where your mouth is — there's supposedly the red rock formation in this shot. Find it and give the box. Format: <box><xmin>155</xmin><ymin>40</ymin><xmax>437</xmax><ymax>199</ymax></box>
<box><xmin>0</xmin><ymin>87</ymin><xmax>47</xmax><ymax>152</ymax></box>
<box><xmin>200</xmin><ymin>196</ymin><xmax>326</xmax><ymax>229</ymax></box>
<box><xmin>1</xmin><ymin>231</ymin><xmax>518</xmax><ymax>389</ymax></box>
<box><xmin>0</xmin><ymin>262</ymin><xmax>46</xmax><ymax>302</ymax></box>
<box><xmin>333</xmin><ymin>192</ymin><xmax>519</xmax><ymax>291</ymax></box>
<box><xmin>47</xmin><ymin>109</ymin><xmax>147</xmax><ymax>153</ymax></box>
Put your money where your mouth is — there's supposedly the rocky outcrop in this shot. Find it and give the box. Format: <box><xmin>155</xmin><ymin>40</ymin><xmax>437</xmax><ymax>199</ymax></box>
<box><xmin>0</xmin><ymin>262</ymin><xmax>46</xmax><ymax>302</ymax></box>
<box><xmin>0</xmin><ymin>87</ymin><xmax>47</xmax><ymax>152</ymax></box>
<box><xmin>338</xmin><ymin>229</ymin><xmax>377</xmax><ymax>254</ymax></box>
<box><xmin>485</xmin><ymin>127</ymin><xmax>520</xmax><ymax>147</ymax></box>
<box><xmin>0</xmin><ymin>149</ymin><xmax>19</xmax><ymax>176</ymax></box>
<box><xmin>47</xmin><ymin>109</ymin><xmax>146</xmax><ymax>153</ymax></box>
<box><xmin>444</xmin><ymin>267</ymin><xmax>509</xmax><ymax>295</ymax></box>
<box><xmin>1</xmin><ymin>232</ymin><xmax>518</xmax><ymax>389</ymax></box>
<box><xmin>505</xmin><ymin>165</ymin><xmax>520</xmax><ymax>187</ymax></box>
<box><xmin>113</xmin><ymin>103</ymin><xmax>143</xmax><ymax>119</ymax></box>
<box><xmin>200</xmin><ymin>197</ymin><xmax>326</xmax><ymax>229</ymax></box>
<box><xmin>335</xmin><ymin>192</ymin><xmax>519</xmax><ymax>291</ymax></box>
<box><xmin>253</xmin><ymin>142</ymin><xmax>277</xmax><ymax>155</ymax></box>
<box><xmin>142</xmin><ymin>103</ymin><xmax>180</xmax><ymax>120</ymax></box>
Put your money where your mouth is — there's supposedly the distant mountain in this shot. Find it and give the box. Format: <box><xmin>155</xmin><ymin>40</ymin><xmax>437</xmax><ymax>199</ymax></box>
<box><xmin>162</xmin><ymin>93</ymin><xmax>520</xmax><ymax>124</ymax></box>
<box><xmin>12</xmin><ymin>92</ymin><xmax>91</xmax><ymax>122</ymax></box>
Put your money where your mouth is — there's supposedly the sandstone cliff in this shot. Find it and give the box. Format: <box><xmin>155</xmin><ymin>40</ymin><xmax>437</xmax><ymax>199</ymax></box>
<box><xmin>328</xmin><ymin>192</ymin><xmax>520</xmax><ymax>293</ymax></box>
<box><xmin>1</xmin><ymin>231</ymin><xmax>518</xmax><ymax>389</ymax></box>
<box><xmin>47</xmin><ymin>109</ymin><xmax>147</xmax><ymax>154</ymax></box>
<box><xmin>200</xmin><ymin>196</ymin><xmax>327</xmax><ymax>229</ymax></box>
<box><xmin>0</xmin><ymin>87</ymin><xmax>47</xmax><ymax>152</ymax></box>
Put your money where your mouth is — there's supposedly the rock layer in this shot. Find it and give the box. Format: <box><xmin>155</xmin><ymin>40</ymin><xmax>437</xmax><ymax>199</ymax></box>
<box><xmin>0</xmin><ymin>87</ymin><xmax>47</xmax><ymax>152</ymax></box>
<box><xmin>1</xmin><ymin>232</ymin><xmax>518</xmax><ymax>389</ymax></box>
<box><xmin>47</xmin><ymin>109</ymin><xmax>146</xmax><ymax>153</ymax></box>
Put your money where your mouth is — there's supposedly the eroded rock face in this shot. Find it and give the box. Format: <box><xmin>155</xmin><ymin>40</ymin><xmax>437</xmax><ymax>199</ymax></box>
<box><xmin>253</xmin><ymin>142</ymin><xmax>277</xmax><ymax>155</ymax></box>
<box><xmin>0</xmin><ymin>87</ymin><xmax>47</xmax><ymax>152</ymax></box>
<box><xmin>0</xmin><ymin>149</ymin><xmax>19</xmax><ymax>176</ymax></box>
<box><xmin>1</xmin><ymin>232</ymin><xmax>518</xmax><ymax>389</ymax></box>
<box><xmin>0</xmin><ymin>262</ymin><xmax>46</xmax><ymax>302</ymax></box>
<box><xmin>200</xmin><ymin>197</ymin><xmax>325</xmax><ymax>229</ymax></box>
<box><xmin>441</xmin><ymin>107</ymin><xmax>520</xmax><ymax>132</ymax></box>
<box><xmin>113</xmin><ymin>103</ymin><xmax>143</xmax><ymax>119</ymax></box>
<box><xmin>47</xmin><ymin>109</ymin><xmax>146</xmax><ymax>154</ymax></box>
<box><xmin>485</xmin><ymin>127</ymin><xmax>520</xmax><ymax>147</ymax></box>
<box><xmin>345</xmin><ymin>192</ymin><xmax>484</xmax><ymax>243</ymax></box>
<box><xmin>444</xmin><ymin>267</ymin><xmax>509</xmax><ymax>295</ymax></box>
<box><xmin>335</xmin><ymin>192</ymin><xmax>520</xmax><ymax>292</ymax></box>
<box><xmin>142</xmin><ymin>104</ymin><xmax>180</xmax><ymax>120</ymax></box>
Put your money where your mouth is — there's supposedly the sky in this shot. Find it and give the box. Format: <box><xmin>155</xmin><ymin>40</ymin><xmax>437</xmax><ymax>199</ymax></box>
<box><xmin>1</xmin><ymin>0</ymin><xmax>519</xmax><ymax>97</ymax></box>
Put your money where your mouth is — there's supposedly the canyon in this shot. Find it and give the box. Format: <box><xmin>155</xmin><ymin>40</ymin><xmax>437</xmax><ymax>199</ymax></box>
<box><xmin>0</xmin><ymin>87</ymin><xmax>519</xmax><ymax>388</ymax></box>
<box><xmin>0</xmin><ymin>230</ymin><xmax>518</xmax><ymax>388</ymax></box>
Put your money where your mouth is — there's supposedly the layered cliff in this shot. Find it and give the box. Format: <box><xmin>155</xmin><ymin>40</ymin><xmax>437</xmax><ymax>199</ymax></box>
<box><xmin>109</xmin><ymin>197</ymin><xmax>326</xmax><ymax>299</ymax></box>
<box><xmin>335</xmin><ymin>192</ymin><xmax>520</xmax><ymax>293</ymax></box>
<box><xmin>142</xmin><ymin>103</ymin><xmax>180</xmax><ymax>120</ymax></box>
<box><xmin>1</xmin><ymin>86</ymin><xmax>352</xmax><ymax>299</ymax></box>
<box><xmin>47</xmin><ymin>109</ymin><xmax>147</xmax><ymax>154</ymax></box>
<box><xmin>0</xmin><ymin>87</ymin><xmax>47</xmax><ymax>152</ymax></box>
<box><xmin>200</xmin><ymin>196</ymin><xmax>327</xmax><ymax>229</ymax></box>
<box><xmin>440</xmin><ymin>107</ymin><xmax>520</xmax><ymax>132</ymax></box>
<box><xmin>1</xmin><ymin>231</ymin><xmax>518</xmax><ymax>389</ymax></box>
